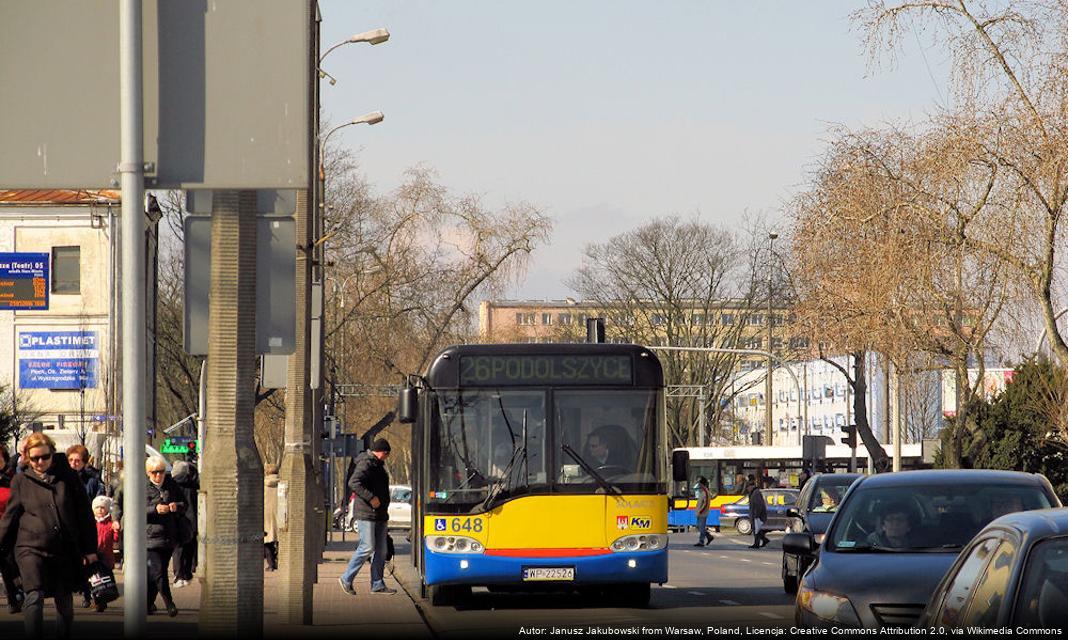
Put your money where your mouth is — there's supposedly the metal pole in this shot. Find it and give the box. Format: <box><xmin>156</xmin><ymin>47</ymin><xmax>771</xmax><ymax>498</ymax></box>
<box><xmin>846</xmin><ymin>355</ymin><xmax>856</xmax><ymax>473</ymax></box>
<box><xmin>118</xmin><ymin>0</ymin><xmax>146</xmax><ymax>635</ymax></box>
<box><xmin>195</xmin><ymin>360</ymin><xmax>206</xmax><ymax>580</ymax></box>
<box><xmin>800</xmin><ymin>362</ymin><xmax>808</xmax><ymax>446</ymax></box>
<box><xmin>765</xmin><ymin>233</ymin><xmax>777</xmax><ymax>445</ymax></box>
<box><xmin>698</xmin><ymin>386</ymin><xmax>706</xmax><ymax>447</ymax></box>
<box><xmin>892</xmin><ymin>362</ymin><xmax>902</xmax><ymax>472</ymax></box>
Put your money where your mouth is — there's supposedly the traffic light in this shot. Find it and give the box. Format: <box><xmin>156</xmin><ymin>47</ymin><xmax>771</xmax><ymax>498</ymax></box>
<box><xmin>841</xmin><ymin>424</ymin><xmax>857</xmax><ymax>448</ymax></box>
<box><xmin>187</xmin><ymin>440</ymin><xmax>198</xmax><ymax>455</ymax></box>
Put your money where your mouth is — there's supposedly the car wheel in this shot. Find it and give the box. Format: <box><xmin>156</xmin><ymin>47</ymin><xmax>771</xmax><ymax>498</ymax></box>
<box><xmin>735</xmin><ymin>517</ymin><xmax>752</xmax><ymax>535</ymax></box>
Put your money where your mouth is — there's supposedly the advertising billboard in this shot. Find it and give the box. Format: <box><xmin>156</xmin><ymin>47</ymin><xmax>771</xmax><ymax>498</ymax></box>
<box><xmin>18</xmin><ymin>330</ymin><xmax>99</xmax><ymax>389</ymax></box>
<box><xmin>0</xmin><ymin>252</ymin><xmax>48</xmax><ymax>310</ymax></box>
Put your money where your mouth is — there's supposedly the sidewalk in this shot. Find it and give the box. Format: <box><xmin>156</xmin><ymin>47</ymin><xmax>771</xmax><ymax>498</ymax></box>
<box><xmin>0</xmin><ymin>533</ymin><xmax>432</xmax><ymax>638</ymax></box>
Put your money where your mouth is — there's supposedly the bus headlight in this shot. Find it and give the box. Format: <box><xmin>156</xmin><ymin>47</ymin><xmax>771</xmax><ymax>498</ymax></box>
<box><xmin>426</xmin><ymin>535</ymin><xmax>484</xmax><ymax>554</ymax></box>
<box><xmin>610</xmin><ymin>534</ymin><xmax>667</xmax><ymax>552</ymax></box>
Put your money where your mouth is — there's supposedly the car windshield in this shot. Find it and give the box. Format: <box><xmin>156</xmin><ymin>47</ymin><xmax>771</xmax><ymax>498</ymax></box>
<box><xmin>390</xmin><ymin>487</ymin><xmax>411</xmax><ymax>503</ymax></box>
<box><xmin>827</xmin><ymin>484</ymin><xmax>1053</xmax><ymax>552</ymax></box>
<box><xmin>808</xmin><ymin>476</ymin><xmax>857</xmax><ymax>513</ymax></box>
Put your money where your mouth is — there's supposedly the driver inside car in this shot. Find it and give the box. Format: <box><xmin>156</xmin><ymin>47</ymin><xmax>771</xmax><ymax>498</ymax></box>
<box><xmin>866</xmin><ymin>501</ymin><xmax>920</xmax><ymax>549</ymax></box>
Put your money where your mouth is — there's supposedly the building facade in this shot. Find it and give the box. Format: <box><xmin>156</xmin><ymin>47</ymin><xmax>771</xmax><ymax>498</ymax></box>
<box><xmin>0</xmin><ymin>190</ymin><xmax>156</xmax><ymax>462</ymax></box>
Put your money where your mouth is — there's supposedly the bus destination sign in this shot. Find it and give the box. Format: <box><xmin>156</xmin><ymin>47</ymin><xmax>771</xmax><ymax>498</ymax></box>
<box><xmin>0</xmin><ymin>253</ymin><xmax>49</xmax><ymax>310</ymax></box>
<box><xmin>459</xmin><ymin>355</ymin><xmax>632</xmax><ymax>386</ymax></box>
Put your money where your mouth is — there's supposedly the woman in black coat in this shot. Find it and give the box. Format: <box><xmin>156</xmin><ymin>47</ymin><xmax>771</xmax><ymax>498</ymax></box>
<box><xmin>145</xmin><ymin>456</ymin><xmax>185</xmax><ymax>617</ymax></box>
<box><xmin>0</xmin><ymin>433</ymin><xmax>97</xmax><ymax>639</ymax></box>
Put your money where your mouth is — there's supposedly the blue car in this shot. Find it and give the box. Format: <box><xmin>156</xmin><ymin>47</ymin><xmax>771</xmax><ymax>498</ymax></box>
<box><xmin>721</xmin><ymin>489</ymin><xmax>800</xmax><ymax>535</ymax></box>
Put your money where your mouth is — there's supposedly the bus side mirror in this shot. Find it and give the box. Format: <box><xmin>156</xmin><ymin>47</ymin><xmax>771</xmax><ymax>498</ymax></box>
<box><xmin>398</xmin><ymin>386</ymin><xmax>418</xmax><ymax>424</ymax></box>
<box><xmin>671</xmin><ymin>450</ymin><xmax>689</xmax><ymax>483</ymax></box>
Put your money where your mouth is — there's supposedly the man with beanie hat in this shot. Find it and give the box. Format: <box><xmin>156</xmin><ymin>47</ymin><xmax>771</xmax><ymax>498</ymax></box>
<box><xmin>339</xmin><ymin>438</ymin><xmax>395</xmax><ymax>595</ymax></box>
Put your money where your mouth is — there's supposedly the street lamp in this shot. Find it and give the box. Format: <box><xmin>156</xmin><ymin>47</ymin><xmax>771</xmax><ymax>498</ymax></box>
<box><xmin>766</xmin><ymin>232</ymin><xmax>778</xmax><ymax>446</ymax></box>
<box><xmin>319</xmin><ymin>111</ymin><xmax>386</xmax><ymax>181</ymax></box>
<box><xmin>318</xmin><ymin>28</ymin><xmax>391</xmax><ymax>85</ymax></box>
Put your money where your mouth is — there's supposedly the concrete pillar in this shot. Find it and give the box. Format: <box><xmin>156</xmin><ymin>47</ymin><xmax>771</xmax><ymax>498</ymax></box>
<box><xmin>278</xmin><ymin>190</ymin><xmax>318</xmax><ymax>624</ymax></box>
<box><xmin>199</xmin><ymin>190</ymin><xmax>264</xmax><ymax>635</ymax></box>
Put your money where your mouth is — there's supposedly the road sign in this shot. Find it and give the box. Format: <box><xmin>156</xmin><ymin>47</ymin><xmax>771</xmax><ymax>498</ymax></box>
<box><xmin>183</xmin><ymin>216</ymin><xmax>295</xmax><ymax>355</ymax></box>
<box><xmin>0</xmin><ymin>1</ymin><xmax>309</xmax><ymax>189</ymax></box>
<box><xmin>0</xmin><ymin>253</ymin><xmax>48</xmax><ymax>310</ymax></box>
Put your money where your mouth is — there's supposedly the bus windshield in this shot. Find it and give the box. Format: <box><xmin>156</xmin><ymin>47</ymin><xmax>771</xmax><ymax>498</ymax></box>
<box><xmin>427</xmin><ymin>388</ymin><xmax>660</xmax><ymax>510</ymax></box>
<box><xmin>555</xmin><ymin>389</ymin><xmax>658</xmax><ymax>491</ymax></box>
<box><xmin>429</xmin><ymin>390</ymin><xmax>548</xmax><ymax>508</ymax></box>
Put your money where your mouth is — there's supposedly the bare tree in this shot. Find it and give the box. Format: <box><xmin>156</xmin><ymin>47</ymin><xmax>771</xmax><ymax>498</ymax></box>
<box><xmin>567</xmin><ymin>216</ymin><xmax>763</xmax><ymax>448</ymax></box>
<box><xmin>856</xmin><ymin>0</ymin><xmax>1068</xmax><ymax>368</ymax></box>
<box><xmin>0</xmin><ymin>386</ymin><xmax>44</xmax><ymax>451</ymax></box>
<box><xmin>322</xmin><ymin>156</ymin><xmax>552</xmax><ymax>480</ymax></box>
<box><xmin>790</xmin><ymin>120</ymin><xmax>1010</xmax><ymax>467</ymax></box>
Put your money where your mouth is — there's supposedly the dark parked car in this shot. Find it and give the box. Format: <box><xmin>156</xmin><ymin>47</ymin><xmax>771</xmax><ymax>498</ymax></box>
<box><xmin>918</xmin><ymin>507</ymin><xmax>1068</xmax><ymax>629</ymax></box>
<box><xmin>782</xmin><ymin>473</ymin><xmax>861</xmax><ymax>594</ymax></box>
<box><xmin>786</xmin><ymin>470</ymin><xmax>1060</xmax><ymax>629</ymax></box>
<box><xmin>721</xmin><ymin>489</ymin><xmax>799</xmax><ymax>535</ymax></box>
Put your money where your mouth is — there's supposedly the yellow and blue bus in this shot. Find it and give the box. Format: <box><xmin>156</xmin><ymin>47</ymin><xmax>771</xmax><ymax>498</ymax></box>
<box><xmin>399</xmin><ymin>343</ymin><xmax>668</xmax><ymax>606</ymax></box>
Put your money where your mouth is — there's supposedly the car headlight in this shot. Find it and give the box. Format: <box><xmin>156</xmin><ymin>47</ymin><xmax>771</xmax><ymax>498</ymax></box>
<box><xmin>425</xmin><ymin>535</ymin><xmax>484</xmax><ymax>554</ymax></box>
<box><xmin>610</xmin><ymin>534</ymin><xmax>668</xmax><ymax>552</ymax></box>
<box><xmin>797</xmin><ymin>584</ymin><xmax>861</xmax><ymax>626</ymax></box>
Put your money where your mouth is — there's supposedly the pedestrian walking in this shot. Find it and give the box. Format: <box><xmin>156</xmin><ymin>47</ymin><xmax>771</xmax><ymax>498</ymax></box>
<box><xmin>338</xmin><ymin>439</ymin><xmax>395</xmax><ymax>596</ymax></box>
<box><xmin>109</xmin><ymin>463</ymin><xmax>124</xmax><ymax>569</ymax></box>
<box><xmin>170</xmin><ymin>461</ymin><xmax>198</xmax><ymax>587</ymax></box>
<box><xmin>748</xmin><ymin>478</ymin><xmax>770</xmax><ymax>549</ymax></box>
<box><xmin>90</xmin><ymin>496</ymin><xmax>117</xmax><ymax>612</ymax></box>
<box><xmin>692</xmin><ymin>476</ymin><xmax>714</xmax><ymax>547</ymax></box>
<box><xmin>0</xmin><ymin>433</ymin><xmax>98</xmax><ymax>639</ymax></box>
<box><xmin>263</xmin><ymin>463</ymin><xmax>279</xmax><ymax>572</ymax></box>
<box><xmin>0</xmin><ymin>443</ymin><xmax>25</xmax><ymax>615</ymax></box>
<box><xmin>145</xmin><ymin>456</ymin><xmax>184</xmax><ymax>616</ymax></box>
<box><xmin>66</xmin><ymin>445</ymin><xmax>105</xmax><ymax>500</ymax></box>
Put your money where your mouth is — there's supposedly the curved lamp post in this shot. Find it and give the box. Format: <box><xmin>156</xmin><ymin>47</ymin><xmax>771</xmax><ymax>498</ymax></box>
<box><xmin>318</xmin><ymin>28</ymin><xmax>390</xmax><ymax>84</ymax></box>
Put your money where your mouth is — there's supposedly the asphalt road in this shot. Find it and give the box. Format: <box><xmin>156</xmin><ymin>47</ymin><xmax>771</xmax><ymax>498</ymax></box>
<box><xmin>401</xmin><ymin>531</ymin><xmax>797</xmax><ymax>638</ymax></box>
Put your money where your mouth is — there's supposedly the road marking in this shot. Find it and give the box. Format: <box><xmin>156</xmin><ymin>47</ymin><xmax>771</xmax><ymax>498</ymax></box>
<box><xmin>738</xmin><ymin>558</ymin><xmax>752</xmax><ymax>563</ymax></box>
<box><xmin>762</xmin><ymin>562</ymin><xmax>776</xmax><ymax>566</ymax></box>
<box><xmin>719</xmin><ymin>555</ymin><xmax>729</xmax><ymax>559</ymax></box>
<box><xmin>661</xmin><ymin>584</ymin><xmax>677</xmax><ymax>589</ymax></box>
<box><xmin>759</xmin><ymin>612</ymin><xmax>784</xmax><ymax>619</ymax></box>
<box><xmin>719</xmin><ymin>599</ymin><xmax>740</xmax><ymax>606</ymax></box>
<box><xmin>689</xmin><ymin>591</ymin><xmax>704</xmax><ymax>596</ymax></box>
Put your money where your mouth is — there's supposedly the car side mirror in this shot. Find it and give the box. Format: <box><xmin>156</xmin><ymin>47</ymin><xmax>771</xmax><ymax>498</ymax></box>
<box><xmin>783</xmin><ymin>532</ymin><xmax>818</xmax><ymax>556</ymax></box>
<box><xmin>786</xmin><ymin>507</ymin><xmax>802</xmax><ymax>519</ymax></box>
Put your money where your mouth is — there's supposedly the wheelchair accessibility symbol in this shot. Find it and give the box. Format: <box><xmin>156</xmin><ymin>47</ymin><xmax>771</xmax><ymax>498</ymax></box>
<box><xmin>434</xmin><ymin>518</ymin><xmax>447</xmax><ymax>532</ymax></box>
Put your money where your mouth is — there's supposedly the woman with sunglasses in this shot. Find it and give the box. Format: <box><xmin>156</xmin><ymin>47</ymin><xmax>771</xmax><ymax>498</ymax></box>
<box><xmin>0</xmin><ymin>433</ymin><xmax>97</xmax><ymax>639</ymax></box>
<box><xmin>145</xmin><ymin>456</ymin><xmax>184</xmax><ymax>617</ymax></box>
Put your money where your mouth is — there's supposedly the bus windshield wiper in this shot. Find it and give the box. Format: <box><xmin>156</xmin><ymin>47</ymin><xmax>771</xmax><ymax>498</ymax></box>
<box><xmin>561</xmin><ymin>444</ymin><xmax>623</xmax><ymax>497</ymax></box>
<box><xmin>478</xmin><ymin>444</ymin><xmax>527</xmax><ymax>512</ymax></box>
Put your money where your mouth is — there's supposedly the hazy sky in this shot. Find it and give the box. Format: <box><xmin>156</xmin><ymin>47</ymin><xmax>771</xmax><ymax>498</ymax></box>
<box><xmin>318</xmin><ymin>1</ymin><xmax>952</xmax><ymax>299</ymax></box>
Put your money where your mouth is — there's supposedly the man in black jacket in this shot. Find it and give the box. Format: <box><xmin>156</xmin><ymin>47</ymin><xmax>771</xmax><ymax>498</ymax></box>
<box><xmin>748</xmin><ymin>478</ymin><xmax>770</xmax><ymax>549</ymax></box>
<box><xmin>339</xmin><ymin>439</ymin><xmax>394</xmax><ymax>596</ymax></box>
